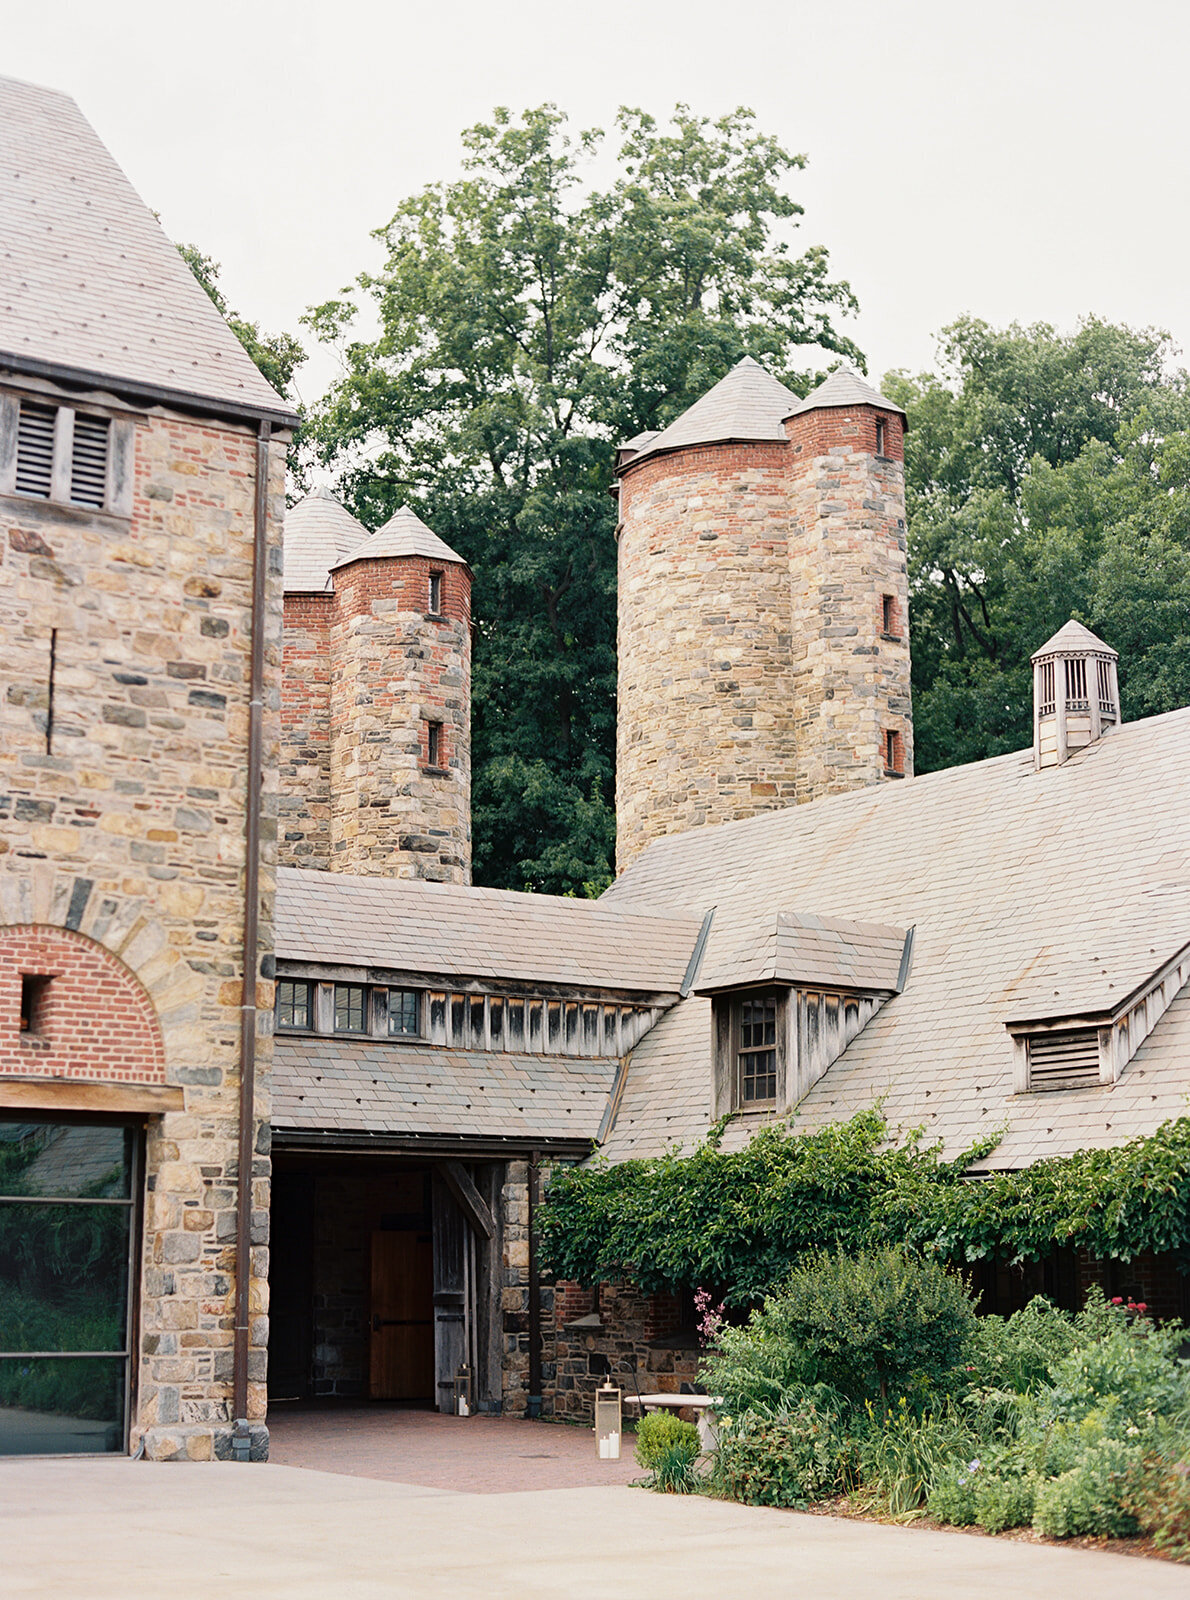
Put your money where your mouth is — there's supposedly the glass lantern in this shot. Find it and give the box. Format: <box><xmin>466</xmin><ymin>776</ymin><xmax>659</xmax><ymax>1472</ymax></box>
<box><xmin>595</xmin><ymin>1381</ymin><xmax>622</xmax><ymax>1459</ymax></box>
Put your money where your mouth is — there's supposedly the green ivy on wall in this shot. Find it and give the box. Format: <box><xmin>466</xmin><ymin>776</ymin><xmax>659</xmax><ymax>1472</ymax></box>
<box><xmin>537</xmin><ymin>1111</ymin><xmax>1190</xmax><ymax>1302</ymax></box>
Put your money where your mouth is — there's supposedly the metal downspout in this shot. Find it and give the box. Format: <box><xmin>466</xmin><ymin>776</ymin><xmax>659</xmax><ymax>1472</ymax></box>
<box><xmin>232</xmin><ymin>420</ymin><xmax>271</xmax><ymax>1453</ymax></box>
<box><xmin>527</xmin><ymin>1148</ymin><xmax>542</xmax><ymax>1417</ymax></box>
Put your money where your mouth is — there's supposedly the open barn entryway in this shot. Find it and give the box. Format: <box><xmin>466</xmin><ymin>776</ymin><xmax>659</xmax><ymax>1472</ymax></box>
<box><xmin>269</xmin><ymin>1151</ymin><xmax>505</xmax><ymax>1416</ymax></box>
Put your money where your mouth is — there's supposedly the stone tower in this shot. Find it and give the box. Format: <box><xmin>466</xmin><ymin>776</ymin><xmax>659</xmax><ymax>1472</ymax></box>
<box><xmin>328</xmin><ymin>507</ymin><xmax>472</xmax><ymax>883</ymax></box>
<box><xmin>614</xmin><ymin>358</ymin><xmax>911</xmax><ymax>870</ymax></box>
<box><xmin>279</xmin><ymin>487</ymin><xmax>370</xmax><ymax>870</ymax></box>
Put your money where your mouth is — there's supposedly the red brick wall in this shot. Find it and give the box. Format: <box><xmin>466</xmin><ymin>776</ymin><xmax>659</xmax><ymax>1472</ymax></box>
<box><xmin>786</xmin><ymin>405</ymin><xmax>905</xmax><ymax>462</ymax></box>
<box><xmin>0</xmin><ymin>924</ymin><xmax>165</xmax><ymax>1084</ymax></box>
<box><xmin>280</xmin><ymin>593</ymin><xmax>333</xmax><ymax>870</ymax></box>
<box><xmin>330</xmin><ymin>555</ymin><xmax>471</xmax><ymax>630</ymax></box>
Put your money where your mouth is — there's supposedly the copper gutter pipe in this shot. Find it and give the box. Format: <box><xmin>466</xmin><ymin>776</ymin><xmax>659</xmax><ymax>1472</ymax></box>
<box><xmin>232</xmin><ymin>419</ymin><xmax>271</xmax><ymax>1446</ymax></box>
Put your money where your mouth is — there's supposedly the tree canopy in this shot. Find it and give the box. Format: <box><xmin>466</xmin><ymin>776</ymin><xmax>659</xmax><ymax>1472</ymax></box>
<box><xmin>300</xmin><ymin>104</ymin><xmax>861</xmax><ymax>892</ymax></box>
<box><xmin>885</xmin><ymin>317</ymin><xmax>1190</xmax><ymax>772</ymax></box>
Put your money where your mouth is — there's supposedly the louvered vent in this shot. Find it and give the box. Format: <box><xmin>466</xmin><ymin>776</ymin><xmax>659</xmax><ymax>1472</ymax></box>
<box><xmin>14</xmin><ymin>402</ymin><xmax>56</xmax><ymax>498</ymax></box>
<box><xmin>1027</xmin><ymin>1030</ymin><xmax>1101</xmax><ymax>1091</ymax></box>
<box><xmin>70</xmin><ymin>414</ymin><xmax>110</xmax><ymax>509</ymax></box>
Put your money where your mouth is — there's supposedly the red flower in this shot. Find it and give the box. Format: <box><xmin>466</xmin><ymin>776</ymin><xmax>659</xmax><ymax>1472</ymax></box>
<box><xmin>1111</xmin><ymin>1296</ymin><xmax>1124</xmax><ymax>1305</ymax></box>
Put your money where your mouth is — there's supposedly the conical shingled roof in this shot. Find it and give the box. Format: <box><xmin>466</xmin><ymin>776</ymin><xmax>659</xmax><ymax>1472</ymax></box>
<box><xmin>1031</xmin><ymin>619</ymin><xmax>1117</xmax><ymax>660</ymax></box>
<box><xmin>0</xmin><ymin>75</ymin><xmax>297</xmax><ymax>425</ymax></box>
<box><xmin>617</xmin><ymin>357</ymin><xmax>801</xmax><ymax>470</ymax></box>
<box><xmin>331</xmin><ymin>506</ymin><xmax>466</xmax><ymax>570</ymax></box>
<box><xmin>787</xmin><ymin>366</ymin><xmax>907</xmax><ymax>420</ymax></box>
<box><xmin>283</xmin><ymin>487</ymin><xmax>369</xmax><ymax>594</ymax></box>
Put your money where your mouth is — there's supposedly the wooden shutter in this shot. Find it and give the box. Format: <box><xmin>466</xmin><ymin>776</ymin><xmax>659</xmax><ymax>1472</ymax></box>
<box><xmin>15</xmin><ymin>402</ymin><xmax>56</xmax><ymax>498</ymax></box>
<box><xmin>70</xmin><ymin>414</ymin><xmax>110</xmax><ymax>508</ymax></box>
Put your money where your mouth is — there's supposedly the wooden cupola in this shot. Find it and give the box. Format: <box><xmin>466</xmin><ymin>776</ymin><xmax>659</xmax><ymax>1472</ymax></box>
<box><xmin>1032</xmin><ymin>620</ymin><xmax>1120</xmax><ymax>770</ymax></box>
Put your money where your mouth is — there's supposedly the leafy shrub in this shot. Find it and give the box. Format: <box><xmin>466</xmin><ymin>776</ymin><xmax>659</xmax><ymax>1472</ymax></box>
<box><xmin>858</xmin><ymin>1399</ymin><xmax>982</xmax><ymax>1514</ymax></box>
<box><xmin>970</xmin><ymin>1297</ymin><xmax>1084</xmax><ymax>1393</ymax></box>
<box><xmin>1124</xmin><ymin>1454</ymin><xmax>1190</xmax><ymax>1560</ymax></box>
<box><xmin>928</xmin><ymin>1451</ymin><xmax>1037</xmax><ymax>1532</ymax></box>
<box><xmin>1031</xmin><ymin>1439</ymin><xmax>1143</xmax><ymax>1539</ymax></box>
<box><xmin>651</xmin><ymin>1438</ymin><xmax>700</xmax><ymax>1494</ymax></box>
<box><xmin>716</xmin><ymin>1246</ymin><xmax>978</xmax><ymax>1410</ymax></box>
<box><xmin>634</xmin><ymin>1411</ymin><xmax>700</xmax><ymax>1472</ymax></box>
<box><xmin>712</xmin><ymin>1395</ymin><xmax>853</xmax><ymax>1508</ymax></box>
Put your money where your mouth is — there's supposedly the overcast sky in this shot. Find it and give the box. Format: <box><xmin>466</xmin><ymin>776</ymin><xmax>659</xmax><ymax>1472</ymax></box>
<box><xmin>8</xmin><ymin>0</ymin><xmax>1190</xmax><ymax>409</ymax></box>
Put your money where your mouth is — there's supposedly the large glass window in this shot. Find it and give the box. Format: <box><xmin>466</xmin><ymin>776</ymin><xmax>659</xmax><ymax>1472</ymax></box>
<box><xmin>0</xmin><ymin>1119</ymin><xmax>138</xmax><ymax>1455</ymax></box>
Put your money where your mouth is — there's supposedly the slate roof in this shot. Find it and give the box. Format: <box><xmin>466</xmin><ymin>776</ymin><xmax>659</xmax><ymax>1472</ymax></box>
<box><xmin>283</xmin><ymin>488</ymin><xmax>370</xmax><ymax>594</ymax></box>
<box><xmin>600</xmin><ymin>708</ymin><xmax>1190</xmax><ymax>1168</ymax></box>
<box><xmin>273</xmin><ymin>1035</ymin><xmax>614</xmax><ymax>1144</ymax></box>
<box><xmin>277</xmin><ymin>866</ymin><xmax>702</xmax><ymax>995</ymax></box>
<box><xmin>0</xmin><ymin>75</ymin><xmax>297</xmax><ymax>425</ymax></box>
<box><xmin>332</xmin><ymin>506</ymin><xmax>465</xmax><ymax>570</ymax></box>
<box><xmin>1032</xmin><ymin>619</ymin><xmax>1117</xmax><ymax>659</ymax></box>
<box><xmin>618</xmin><ymin>358</ymin><xmax>801</xmax><ymax>469</ymax></box>
<box><xmin>787</xmin><ymin>366</ymin><xmax>907</xmax><ymax>420</ymax></box>
<box><xmin>696</xmin><ymin>912</ymin><xmax>908</xmax><ymax>996</ymax></box>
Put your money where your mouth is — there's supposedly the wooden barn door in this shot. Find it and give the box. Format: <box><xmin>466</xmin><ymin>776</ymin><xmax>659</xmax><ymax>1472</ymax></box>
<box><xmin>368</xmin><ymin>1230</ymin><xmax>433</xmax><ymax>1401</ymax></box>
<box><xmin>431</xmin><ymin>1171</ymin><xmax>467</xmax><ymax>1412</ymax></box>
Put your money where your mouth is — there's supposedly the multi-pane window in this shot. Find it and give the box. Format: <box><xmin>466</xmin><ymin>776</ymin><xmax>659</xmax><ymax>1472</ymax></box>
<box><xmin>387</xmin><ymin>988</ymin><xmax>421</xmax><ymax>1037</ymax></box>
<box><xmin>737</xmin><ymin>993</ymin><xmax>778</xmax><ymax>1105</ymax></box>
<box><xmin>428</xmin><ymin>571</ymin><xmax>443</xmax><ymax>614</ymax></box>
<box><xmin>10</xmin><ymin>400</ymin><xmax>113</xmax><ymax>511</ymax></box>
<box><xmin>333</xmin><ymin>984</ymin><xmax>367</xmax><ymax>1034</ymax></box>
<box><xmin>276</xmin><ymin>979</ymin><xmax>312</xmax><ymax>1031</ymax></box>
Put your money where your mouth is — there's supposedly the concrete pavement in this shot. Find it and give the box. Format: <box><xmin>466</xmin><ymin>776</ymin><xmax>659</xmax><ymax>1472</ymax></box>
<box><xmin>2</xmin><ymin>1457</ymin><xmax>1185</xmax><ymax>1600</ymax></box>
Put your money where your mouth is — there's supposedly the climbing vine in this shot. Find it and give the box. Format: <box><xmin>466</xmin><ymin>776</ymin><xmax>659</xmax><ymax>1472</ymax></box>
<box><xmin>537</xmin><ymin>1111</ymin><xmax>1190</xmax><ymax>1302</ymax></box>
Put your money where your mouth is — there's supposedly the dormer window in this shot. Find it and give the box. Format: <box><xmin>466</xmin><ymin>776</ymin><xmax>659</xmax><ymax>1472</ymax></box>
<box><xmin>737</xmin><ymin>991</ymin><xmax>780</xmax><ymax>1106</ymax></box>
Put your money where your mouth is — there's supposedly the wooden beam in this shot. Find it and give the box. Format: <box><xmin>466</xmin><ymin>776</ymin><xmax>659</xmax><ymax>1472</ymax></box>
<box><xmin>441</xmin><ymin>1159</ymin><xmax>495</xmax><ymax>1239</ymax></box>
<box><xmin>0</xmin><ymin>1077</ymin><xmax>184</xmax><ymax>1115</ymax></box>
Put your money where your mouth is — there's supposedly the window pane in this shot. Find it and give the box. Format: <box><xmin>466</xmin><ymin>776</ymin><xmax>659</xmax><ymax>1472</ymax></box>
<box><xmin>276</xmin><ymin>980</ymin><xmax>311</xmax><ymax>1030</ymax></box>
<box><xmin>388</xmin><ymin>990</ymin><xmax>421</xmax><ymax>1037</ymax></box>
<box><xmin>0</xmin><ymin>1202</ymin><xmax>130</xmax><ymax>1352</ymax></box>
<box><xmin>333</xmin><ymin>985</ymin><xmax>366</xmax><ymax>1033</ymax></box>
<box><xmin>0</xmin><ymin>1357</ymin><xmax>125</xmax><ymax>1455</ymax></box>
<box><xmin>0</xmin><ymin>1123</ymin><xmax>133</xmax><ymax>1201</ymax></box>
<box><xmin>740</xmin><ymin>1049</ymin><xmax>777</xmax><ymax>1104</ymax></box>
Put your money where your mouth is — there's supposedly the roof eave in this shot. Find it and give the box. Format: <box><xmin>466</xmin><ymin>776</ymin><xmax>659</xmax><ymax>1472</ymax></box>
<box><xmin>0</xmin><ymin>350</ymin><xmax>301</xmax><ymax>432</ymax></box>
<box><xmin>616</xmin><ymin>431</ymin><xmax>788</xmax><ymax>477</ymax></box>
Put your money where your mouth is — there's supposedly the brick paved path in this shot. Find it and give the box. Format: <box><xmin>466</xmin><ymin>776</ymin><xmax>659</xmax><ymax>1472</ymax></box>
<box><xmin>267</xmin><ymin>1403</ymin><xmax>640</xmax><ymax>1492</ymax></box>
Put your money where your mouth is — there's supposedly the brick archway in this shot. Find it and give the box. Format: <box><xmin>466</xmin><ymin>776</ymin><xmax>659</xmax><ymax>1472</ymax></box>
<box><xmin>0</xmin><ymin>924</ymin><xmax>166</xmax><ymax>1084</ymax></box>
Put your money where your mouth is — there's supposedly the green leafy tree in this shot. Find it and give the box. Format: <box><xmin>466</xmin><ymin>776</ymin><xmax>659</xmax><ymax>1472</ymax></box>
<box><xmin>302</xmin><ymin>104</ymin><xmax>861</xmax><ymax>891</ymax></box>
<box><xmin>177</xmin><ymin>242</ymin><xmax>305</xmax><ymax>402</ymax></box>
<box><xmin>884</xmin><ymin>317</ymin><xmax>1190</xmax><ymax>772</ymax></box>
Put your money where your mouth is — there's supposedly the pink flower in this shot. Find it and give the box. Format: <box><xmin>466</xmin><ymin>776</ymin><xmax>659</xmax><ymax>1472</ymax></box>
<box><xmin>1111</xmin><ymin>1297</ymin><xmax>1124</xmax><ymax>1305</ymax></box>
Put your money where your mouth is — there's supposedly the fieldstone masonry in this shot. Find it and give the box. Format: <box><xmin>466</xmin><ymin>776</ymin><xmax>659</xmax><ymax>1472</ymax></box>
<box><xmin>0</xmin><ymin>399</ymin><xmax>288</xmax><ymax>1460</ymax></box>
<box><xmin>615</xmin><ymin>397</ymin><xmax>912</xmax><ymax>869</ymax></box>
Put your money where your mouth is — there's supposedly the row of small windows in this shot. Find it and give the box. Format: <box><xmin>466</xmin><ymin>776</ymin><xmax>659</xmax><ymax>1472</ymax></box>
<box><xmin>275</xmin><ymin>979</ymin><xmax>656</xmax><ymax>1058</ymax></box>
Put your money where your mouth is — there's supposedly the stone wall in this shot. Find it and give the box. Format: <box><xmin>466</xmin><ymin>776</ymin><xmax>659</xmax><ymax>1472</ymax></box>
<box><xmin>279</xmin><ymin>593</ymin><xmax>333</xmax><ymax>870</ymax></box>
<box><xmin>616</xmin><ymin>442</ymin><xmax>799</xmax><ymax>870</ymax></box>
<box><xmin>0</xmin><ymin>397</ymin><xmax>286</xmax><ymax>1461</ymax></box>
<box><xmin>500</xmin><ymin>1160</ymin><xmax>556</xmax><ymax>1416</ymax></box>
<box><xmin>328</xmin><ymin>554</ymin><xmax>471</xmax><ymax>883</ymax></box>
<box><xmin>786</xmin><ymin>406</ymin><xmax>913</xmax><ymax>798</ymax></box>
<box><xmin>553</xmin><ymin>1279</ymin><xmax>699</xmax><ymax>1422</ymax></box>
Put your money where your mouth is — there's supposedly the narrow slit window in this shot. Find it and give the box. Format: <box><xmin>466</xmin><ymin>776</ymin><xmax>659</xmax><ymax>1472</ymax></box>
<box><xmin>276</xmin><ymin>979</ymin><xmax>313</xmax><ymax>1031</ymax></box>
<box><xmin>875</xmin><ymin>418</ymin><xmax>887</xmax><ymax>456</ymax></box>
<box><xmin>881</xmin><ymin>594</ymin><xmax>896</xmax><ymax>636</ymax></box>
<box><xmin>883</xmin><ymin>729</ymin><xmax>902</xmax><ymax>775</ymax></box>
<box><xmin>19</xmin><ymin>975</ymin><xmax>52</xmax><ymax>1038</ymax></box>
<box><xmin>426</xmin><ymin>721</ymin><xmax>443</xmax><ymax>767</ymax></box>
<box><xmin>333</xmin><ymin>984</ymin><xmax>367</xmax><ymax>1034</ymax></box>
<box><xmin>428</xmin><ymin>571</ymin><xmax>443</xmax><ymax>614</ymax></box>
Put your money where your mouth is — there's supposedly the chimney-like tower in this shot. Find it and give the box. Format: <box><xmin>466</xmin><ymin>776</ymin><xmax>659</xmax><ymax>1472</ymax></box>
<box><xmin>1032</xmin><ymin>620</ymin><xmax>1120</xmax><ymax>769</ymax></box>
<box><xmin>785</xmin><ymin>369</ymin><xmax>912</xmax><ymax>799</ymax></box>
<box><xmin>328</xmin><ymin>507</ymin><xmax>471</xmax><ymax>882</ymax></box>
<box><xmin>280</xmin><ymin>487</ymin><xmax>370</xmax><ymax>870</ymax></box>
<box><xmin>614</xmin><ymin>359</ymin><xmax>913</xmax><ymax>872</ymax></box>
